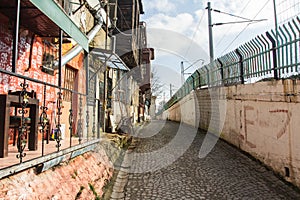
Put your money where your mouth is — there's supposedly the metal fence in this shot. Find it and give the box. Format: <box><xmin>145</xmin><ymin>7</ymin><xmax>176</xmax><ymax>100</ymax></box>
<box><xmin>276</xmin><ymin>0</ymin><xmax>300</xmax><ymax>25</ymax></box>
<box><xmin>164</xmin><ymin>16</ymin><xmax>299</xmax><ymax>110</ymax></box>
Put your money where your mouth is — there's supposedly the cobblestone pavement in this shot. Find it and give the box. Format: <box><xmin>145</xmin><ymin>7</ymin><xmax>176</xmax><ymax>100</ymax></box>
<box><xmin>122</xmin><ymin>120</ymin><xmax>300</xmax><ymax>200</ymax></box>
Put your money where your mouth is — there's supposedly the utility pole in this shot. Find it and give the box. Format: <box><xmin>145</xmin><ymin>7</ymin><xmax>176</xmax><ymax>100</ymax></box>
<box><xmin>170</xmin><ymin>84</ymin><xmax>173</xmax><ymax>98</ymax></box>
<box><xmin>272</xmin><ymin>0</ymin><xmax>279</xmax><ymax>46</ymax></box>
<box><xmin>207</xmin><ymin>2</ymin><xmax>214</xmax><ymax>63</ymax></box>
<box><xmin>206</xmin><ymin>1</ymin><xmax>267</xmax><ymax>63</ymax></box>
<box><xmin>181</xmin><ymin>61</ymin><xmax>184</xmax><ymax>85</ymax></box>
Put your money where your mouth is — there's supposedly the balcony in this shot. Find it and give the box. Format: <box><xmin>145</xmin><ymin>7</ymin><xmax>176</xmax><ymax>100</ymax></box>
<box><xmin>0</xmin><ymin>0</ymin><xmax>89</xmax><ymax>51</ymax></box>
<box><xmin>0</xmin><ymin>0</ymin><xmax>101</xmax><ymax>179</ymax></box>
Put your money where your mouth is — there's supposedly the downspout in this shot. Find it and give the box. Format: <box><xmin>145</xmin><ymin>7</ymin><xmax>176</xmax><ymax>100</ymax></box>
<box><xmin>52</xmin><ymin>3</ymin><xmax>104</xmax><ymax>68</ymax></box>
<box><xmin>60</xmin><ymin>0</ymin><xmax>109</xmax><ymax>66</ymax></box>
<box><xmin>61</xmin><ymin>18</ymin><xmax>103</xmax><ymax>66</ymax></box>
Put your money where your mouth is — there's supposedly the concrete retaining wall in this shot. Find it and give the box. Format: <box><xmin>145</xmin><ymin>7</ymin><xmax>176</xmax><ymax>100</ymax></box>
<box><xmin>164</xmin><ymin>79</ymin><xmax>300</xmax><ymax>188</ymax></box>
<box><xmin>167</xmin><ymin>92</ymin><xmax>197</xmax><ymax>127</ymax></box>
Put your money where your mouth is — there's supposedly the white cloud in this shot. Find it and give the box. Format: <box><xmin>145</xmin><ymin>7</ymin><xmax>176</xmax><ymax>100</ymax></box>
<box><xmin>144</xmin><ymin>0</ymin><xmax>285</xmax><ymax>61</ymax></box>
<box><xmin>142</xmin><ymin>0</ymin><xmax>298</xmax><ymax>99</ymax></box>
<box><xmin>182</xmin><ymin>0</ymin><xmax>275</xmax><ymax>57</ymax></box>
<box><xmin>143</xmin><ymin>0</ymin><xmax>177</xmax><ymax>14</ymax></box>
<box><xmin>146</xmin><ymin>13</ymin><xmax>194</xmax><ymax>34</ymax></box>
<box><xmin>211</xmin><ymin>0</ymin><xmax>275</xmax><ymax>56</ymax></box>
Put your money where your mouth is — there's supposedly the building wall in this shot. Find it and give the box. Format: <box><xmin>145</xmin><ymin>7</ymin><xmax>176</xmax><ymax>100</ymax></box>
<box><xmin>0</xmin><ymin>23</ymin><xmax>57</xmax><ymax>99</ymax></box>
<box><xmin>164</xmin><ymin>79</ymin><xmax>300</xmax><ymax>188</ymax></box>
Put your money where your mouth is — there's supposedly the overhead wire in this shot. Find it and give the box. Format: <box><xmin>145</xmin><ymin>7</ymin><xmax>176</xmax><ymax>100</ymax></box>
<box><xmin>215</xmin><ymin>0</ymin><xmax>251</xmax><ymax>50</ymax></box>
<box><xmin>219</xmin><ymin>0</ymin><xmax>271</xmax><ymax>56</ymax></box>
<box><xmin>183</xmin><ymin>9</ymin><xmax>205</xmax><ymax>58</ymax></box>
<box><xmin>212</xmin><ymin>8</ymin><xmax>253</xmax><ymax>21</ymax></box>
<box><xmin>213</xmin><ymin>19</ymin><xmax>266</xmax><ymax>26</ymax></box>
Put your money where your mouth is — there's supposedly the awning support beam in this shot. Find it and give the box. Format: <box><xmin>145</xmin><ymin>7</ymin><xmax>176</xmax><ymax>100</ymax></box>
<box><xmin>30</xmin><ymin>0</ymin><xmax>89</xmax><ymax>51</ymax></box>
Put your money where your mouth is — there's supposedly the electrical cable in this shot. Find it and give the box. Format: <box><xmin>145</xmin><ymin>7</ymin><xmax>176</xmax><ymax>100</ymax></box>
<box><xmin>215</xmin><ymin>0</ymin><xmax>251</xmax><ymax>49</ymax></box>
<box><xmin>219</xmin><ymin>0</ymin><xmax>271</xmax><ymax>56</ymax></box>
<box><xmin>212</xmin><ymin>9</ymin><xmax>253</xmax><ymax>21</ymax></box>
<box><xmin>184</xmin><ymin>9</ymin><xmax>205</xmax><ymax>58</ymax></box>
<box><xmin>213</xmin><ymin>19</ymin><xmax>266</xmax><ymax>26</ymax></box>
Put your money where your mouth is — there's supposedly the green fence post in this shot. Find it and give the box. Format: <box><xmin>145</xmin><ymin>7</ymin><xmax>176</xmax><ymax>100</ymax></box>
<box><xmin>266</xmin><ymin>32</ymin><xmax>279</xmax><ymax>80</ymax></box>
<box><xmin>204</xmin><ymin>66</ymin><xmax>210</xmax><ymax>87</ymax></box>
<box><xmin>235</xmin><ymin>49</ymin><xmax>244</xmax><ymax>84</ymax></box>
<box><xmin>217</xmin><ymin>59</ymin><xmax>224</xmax><ymax>86</ymax></box>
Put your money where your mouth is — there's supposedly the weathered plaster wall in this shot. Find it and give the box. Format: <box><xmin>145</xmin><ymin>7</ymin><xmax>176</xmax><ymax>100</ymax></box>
<box><xmin>167</xmin><ymin>91</ymin><xmax>197</xmax><ymax>127</ymax></box>
<box><xmin>164</xmin><ymin>79</ymin><xmax>300</xmax><ymax>188</ymax></box>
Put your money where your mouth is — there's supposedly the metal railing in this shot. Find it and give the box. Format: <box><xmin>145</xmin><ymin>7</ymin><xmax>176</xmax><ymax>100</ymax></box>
<box><xmin>0</xmin><ymin>0</ymin><xmax>107</xmax><ymax>178</ymax></box>
<box><xmin>0</xmin><ymin>64</ymin><xmax>101</xmax><ymax>172</ymax></box>
<box><xmin>163</xmin><ymin>17</ymin><xmax>299</xmax><ymax>110</ymax></box>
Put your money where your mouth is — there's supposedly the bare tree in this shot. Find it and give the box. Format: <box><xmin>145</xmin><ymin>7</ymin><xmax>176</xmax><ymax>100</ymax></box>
<box><xmin>151</xmin><ymin>66</ymin><xmax>165</xmax><ymax>98</ymax></box>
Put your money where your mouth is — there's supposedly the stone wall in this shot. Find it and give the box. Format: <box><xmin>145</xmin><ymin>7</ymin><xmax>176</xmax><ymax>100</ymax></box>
<box><xmin>0</xmin><ymin>146</ymin><xmax>113</xmax><ymax>199</ymax></box>
<box><xmin>164</xmin><ymin>79</ymin><xmax>300</xmax><ymax>188</ymax></box>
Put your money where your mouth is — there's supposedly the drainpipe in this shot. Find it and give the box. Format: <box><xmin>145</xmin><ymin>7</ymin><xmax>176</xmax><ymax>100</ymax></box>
<box><xmin>61</xmin><ymin>20</ymin><xmax>103</xmax><ymax>66</ymax></box>
<box><xmin>52</xmin><ymin>8</ymin><xmax>104</xmax><ymax>68</ymax></box>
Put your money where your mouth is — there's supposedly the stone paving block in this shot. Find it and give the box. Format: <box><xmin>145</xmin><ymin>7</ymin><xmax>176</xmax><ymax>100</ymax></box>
<box><xmin>121</xmin><ymin>121</ymin><xmax>300</xmax><ymax>200</ymax></box>
<box><xmin>110</xmin><ymin>191</ymin><xmax>125</xmax><ymax>199</ymax></box>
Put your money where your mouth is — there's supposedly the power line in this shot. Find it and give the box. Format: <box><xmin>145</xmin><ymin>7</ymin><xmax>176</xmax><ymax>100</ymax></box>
<box><xmin>215</xmin><ymin>0</ymin><xmax>252</xmax><ymax>50</ymax></box>
<box><xmin>212</xmin><ymin>8</ymin><xmax>252</xmax><ymax>21</ymax></box>
<box><xmin>219</xmin><ymin>0</ymin><xmax>271</xmax><ymax>56</ymax></box>
<box><xmin>213</xmin><ymin>19</ymin><xmax>266</xmax><ymax>26</ymax></box>
<box><xmin>184</xmin><ymin>9</ymin><xmax>205</xmax><ymax>58</ymax></box>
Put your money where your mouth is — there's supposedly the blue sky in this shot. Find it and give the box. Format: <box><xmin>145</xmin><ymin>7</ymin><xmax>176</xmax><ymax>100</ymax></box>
<box><xmin>140</xmin><ymin>0</ymin><xmax>299</xmax><ymax>101</ymax></box>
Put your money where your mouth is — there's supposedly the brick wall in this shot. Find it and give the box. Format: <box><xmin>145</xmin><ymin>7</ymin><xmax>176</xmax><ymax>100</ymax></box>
<box><xmin>0</xmin><ymin>147</ymin><xmax>113</xmax><ymax>199</ymax></box>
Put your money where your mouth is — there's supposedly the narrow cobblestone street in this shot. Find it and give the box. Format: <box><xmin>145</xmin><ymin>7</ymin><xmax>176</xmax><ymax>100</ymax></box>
<box><xmin>121</xmin><ymin>120</ymin><xmax>300</xmax><ymax>200</ymax></box>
